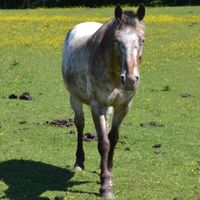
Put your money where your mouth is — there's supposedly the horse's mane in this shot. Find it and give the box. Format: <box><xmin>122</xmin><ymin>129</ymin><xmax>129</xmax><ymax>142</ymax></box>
<box><xmin>90</xmin><ymin>10</ymin><xmax>144</xmax><ymax>50</ymax></box>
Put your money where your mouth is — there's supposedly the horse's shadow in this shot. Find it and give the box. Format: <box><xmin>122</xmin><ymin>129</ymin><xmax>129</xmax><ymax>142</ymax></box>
<box><xmin>0</xmin><ymin>159</ymin><xmax>89</xmax><ymax>200</ymax></box>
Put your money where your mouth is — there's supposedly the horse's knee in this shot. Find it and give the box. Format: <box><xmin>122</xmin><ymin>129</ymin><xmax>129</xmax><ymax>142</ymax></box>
<box><xmin>98</xmin><ymin>137</ymin><xmax>110</xmax><ymax>154</ymax></box>
<box><xmin>74</xmin><ymin>114</ymin><xmax>85</xmax><ymax>131</ymax></box>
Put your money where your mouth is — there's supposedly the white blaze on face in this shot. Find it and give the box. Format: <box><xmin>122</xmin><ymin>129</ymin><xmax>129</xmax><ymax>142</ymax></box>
<box><xmin>134</xmin><ymin>65</ymin><xmax>140</xmax><ymax>79</ymax></box>
<box><xmin>121</xmin><ymin>28</ymin><xmax>140</xmax><ymax>78</ymax></box>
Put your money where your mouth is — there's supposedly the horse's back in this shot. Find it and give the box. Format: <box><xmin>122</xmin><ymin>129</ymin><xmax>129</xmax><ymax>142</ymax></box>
<box><xmin>62</xmin><ymin>22</ymin><xmax>102</xmax><ymax>102</ymax></box>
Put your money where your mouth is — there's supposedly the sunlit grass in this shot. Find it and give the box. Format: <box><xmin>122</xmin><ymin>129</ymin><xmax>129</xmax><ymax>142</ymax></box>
<box><xmin>0</xmin><ymin>7</ymin><xmax>200</xmax><ymax>48</ymax></box>
<box><xmin>0</xmin><ymin>6</ymin><xmax>200</xmax><ymax>200</ymax></box>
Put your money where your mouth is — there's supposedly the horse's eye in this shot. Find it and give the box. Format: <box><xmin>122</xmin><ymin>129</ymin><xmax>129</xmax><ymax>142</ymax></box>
<box><xmin>120</xmin><ymin>44</ymin><xmax>126</xmax><ymax>51</ymax></box>
<box><xmin>113</xmin><ymin>38</ymin><xmax>119</xmax><ymax>44</ymax></box>
<box><xmin>140</xmin><ymin>39</ymin><xmax>145</xmax><ymax>46</ymax></box>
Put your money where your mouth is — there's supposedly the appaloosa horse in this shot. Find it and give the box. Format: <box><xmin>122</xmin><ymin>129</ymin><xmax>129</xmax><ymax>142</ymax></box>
<box><xmin>62</xmin><ymin>4</ymin><xmax>145</xmax><ymax>199</ymax></box>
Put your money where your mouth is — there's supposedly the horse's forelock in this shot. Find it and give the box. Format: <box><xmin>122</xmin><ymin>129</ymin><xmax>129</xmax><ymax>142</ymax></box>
<box><xmin>123</xmin><ymin>11</ymin><xmax>137</xmax><ymax>26</ymax></box>
<box><xmin>114</xmin><ymin>10</ymin><xmax>145</xmax><ymax>38</ymax></box>
<box><xmin>91</xmin><ymin>11</ymin><xmax>145</xmax><ymax>50</ymax></box>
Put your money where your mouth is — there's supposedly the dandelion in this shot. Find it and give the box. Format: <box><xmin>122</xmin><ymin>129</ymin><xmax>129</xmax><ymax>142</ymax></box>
<box><xmin>0</xmin><ymin>10</ymin><xmax>200</xmax><ymax>50</ymax></box>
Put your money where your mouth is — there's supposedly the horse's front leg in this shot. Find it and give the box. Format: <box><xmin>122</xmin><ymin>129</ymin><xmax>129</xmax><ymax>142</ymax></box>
<box><xmin>90</xmin><ymin>103</ymin><xmax>114</xmax><ymax>199</ymax></box>
<box><xmin>108</xmin><ymin>104</ymin><xmax>130</xmax><ymax>172</ymax></box>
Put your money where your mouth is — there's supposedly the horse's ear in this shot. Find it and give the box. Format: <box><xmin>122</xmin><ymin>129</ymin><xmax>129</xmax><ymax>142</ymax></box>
<box><xmin>115</xmin><ymin>5</ymin><xmax>123</xmax><ymax>22</ymax></box>
<box><xmin>136</xmin><ymin>3</ymin><xmax>145</xmax><ymax>21</ymax></box>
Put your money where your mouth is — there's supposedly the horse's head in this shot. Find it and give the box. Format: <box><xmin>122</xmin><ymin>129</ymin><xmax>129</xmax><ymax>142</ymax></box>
<box><xmin>113</xmin><ymin>4</ymin><xmax>145</xmax><ymax>91</ymax></box>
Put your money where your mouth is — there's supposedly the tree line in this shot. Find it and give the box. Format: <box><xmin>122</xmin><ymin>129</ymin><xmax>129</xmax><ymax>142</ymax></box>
<box><xmin>0</xmin><ymin>0</ymin><xmax>199</xmax><ymax>9</ymax></box>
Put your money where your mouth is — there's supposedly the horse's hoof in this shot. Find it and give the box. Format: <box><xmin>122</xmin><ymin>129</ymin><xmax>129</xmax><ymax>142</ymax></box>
<box><xmin>73</xmin><ymin>165</ymin><xmax>83</xmax><ymax>172</ymax></box>
<box><xmin>100</xmin><ymin>191</ymin><xmax>115</xmax><ymax>199</ymax></box>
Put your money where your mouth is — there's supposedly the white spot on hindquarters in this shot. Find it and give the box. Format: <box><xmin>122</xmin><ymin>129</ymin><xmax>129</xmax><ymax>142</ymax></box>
<box><xmin>69</xmin><ymin>22</ymin><xmax>103</xmax><ymax>40</ymax></box>
<box><xmin>63</xmin><ymin>22</ymin><xmax>103</xmax><ymax>62</ymax></box>
<box><xmin>62</xmin><ymin>22</ymin><xmax>103</xmax><ymax>89</ymax></box>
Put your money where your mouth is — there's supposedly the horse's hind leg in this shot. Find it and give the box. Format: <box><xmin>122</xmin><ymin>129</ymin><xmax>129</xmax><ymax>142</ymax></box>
<box><xmin>70</xmin><ymin>96</ymin><xmax>85</xmax><ymax>171</ymax></box>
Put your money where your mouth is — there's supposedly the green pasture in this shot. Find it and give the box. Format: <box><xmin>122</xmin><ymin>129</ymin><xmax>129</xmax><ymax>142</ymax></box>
<box><xmin>0</xmin><ymin>6</ymin><xmax>200</xmax><ymax>200</ymax></box>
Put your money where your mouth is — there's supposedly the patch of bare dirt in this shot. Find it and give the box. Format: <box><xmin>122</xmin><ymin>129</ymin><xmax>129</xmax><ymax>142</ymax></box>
<box><xmin>173</xmin><ymin>197</ymin><xmax>182</xmax><ymax>200</ymax></box>
<box><xmin>140</xmin><ymin>121</ymin><xmax>164</xmax><ymax>127</ymax></box>
<box><xmin>152</xmin><ymin>143</ymin><xmax>162</xmax><ymax>154</ymax></box>
<box><xmin>45</xmin><ymin>119</ymin><xmax>74</xmax><ymax>128</ymax></box>
<box><xmin>152</xmin><ymin>144</ymin><xmax>161</xmax><ymax>149</ymax></box>
<box><xmin>19</xmin><ymin>92</ymin><xmax>32</xmax><ymax>100</ymax></box>
<box><xmin>8</xmin><ymin>92</ymin><xmax>32</xmax><ymax>100</ymax></box>
<box><xmin>8</xmin><ymin>94</ymin><xmax>18</xmax><ymax>99</ymax></box>
<box><xmin>69</xmin><ymin>130</ymin><xmax>76</xmax><ymax>136</ymax></box>
<box><xmin>83</xmin><ymin>132</ymin><xmax>97</xmax><ymax>141</ymax></box>
<box><xmin>181</xmin><ymin>92</ymin><xmax>191</xmax><ymax>98</ymax></box>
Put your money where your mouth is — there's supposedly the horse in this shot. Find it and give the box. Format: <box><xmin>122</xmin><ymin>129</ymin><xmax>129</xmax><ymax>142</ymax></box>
<box><xmin>62</xmin><ymin>4</ymin><xmax>145</xmax><ymax>199</ymax></box>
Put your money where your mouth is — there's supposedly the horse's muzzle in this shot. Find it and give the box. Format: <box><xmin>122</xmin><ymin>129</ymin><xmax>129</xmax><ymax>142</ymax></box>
<box><xmin>121</xmin><ymin>74</ymin><xmax>140</xmax><ymax>91</ymax></box>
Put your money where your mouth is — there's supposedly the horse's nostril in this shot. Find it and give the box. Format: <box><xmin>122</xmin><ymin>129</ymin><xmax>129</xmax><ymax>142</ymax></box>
<box><xmin>135</xmin><ymin>76</ymin><xmax>139</xmax><ymax>81</ymax></box>
<box><xmin>120</xmin><ymin>74</ymin><xmax>126</xmax><ymax>84</ymax></box>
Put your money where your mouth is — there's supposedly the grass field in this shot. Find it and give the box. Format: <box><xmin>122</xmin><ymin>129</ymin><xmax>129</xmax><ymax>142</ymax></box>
<box><xmin>0</xmin><ymin>6</ymin><xmax>200</xmax><ymax>200</ymax></box>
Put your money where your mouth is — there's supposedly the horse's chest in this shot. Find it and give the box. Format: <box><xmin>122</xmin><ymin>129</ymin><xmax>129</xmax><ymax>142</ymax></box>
<box><xmin>87</xmin><ymin>77</ymin><xmax>136</xmax><ymax>106</ymax></box>
<box><xmin>106</xmin><ymin>88</ymin><xmax>135</xmax><ymax>106</ymax></box>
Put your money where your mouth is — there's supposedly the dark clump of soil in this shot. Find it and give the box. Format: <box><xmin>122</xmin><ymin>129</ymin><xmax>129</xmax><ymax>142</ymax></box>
<box><xmin>8</xmin><ymin>93</ymin><xmax>18</xmax><ymax>99</ymax></box>
<box><xmin>162</xmin><ymin>85</ymin><xmax>170</xmax><ymax>91</ymax></box>
<box><xmin>19</xmin><ymin>120</ymin><xmax>27</xmax><ymax>125</ymax></box>
<box><xmin>8</xmin><ymin>92</ymin><xmax>32</xmax><ymax>100</ymax></box>
<box><xmin>152</xmin><ymin>144</ymin><xmax>162</xmax><ymax>154</ymax></box>
<box><xmin>152</xmin><ymin>144</ymin><xmax>162</xmax><ymax>149</ymax></box>
<box><xmin>69</xmin><ymin>130</ymin><xmax>76</xmax><ymax>136</ymax></box>
<box><xmin>125</xmin><ymin>147</ymin><xmax>131</xmax><ymax>151</ymax></box>
<box><xmin>83</xmin><ymin>132</ymin><xmax>97</xmax><ymax>141</ymax></box>
<box><xmin>92</xmin><ymin>170</ymin><xmax>99</xmax><ymax>175</ymax></box>
<box><xmin>19</xmin><ymin>92</ymin><xmax>32</xmax><ymax>100</ymax></box>
<box><xmin>181</xmin><ymin>92</ymin><xmax>191</xmax><ymax>98</ymax></box>
<box><xmin>46</xmin><ymin>119</ymin><xmax>74</xmax><ymax>128</ymax></box>
<box><xmin>119</xmin><ymin>140</ymin><xmax>127</xmax><ymax>145</ymax></box>
<box><xmin>140</xmin><ymin>121</ymin><xmax>164</xmax><ymax>127</ymax></box>
<box><xmin>54</xmin><ymin>196</ymin><xmax>65</xmax><ymax>200</ymax></box>
<box><xmin>173</xmin><ymin>197</ymin><xmax>182</xmax><ymax>200</ymax></box>
<box><xmin>188</xmin><ymin>22</ymin><xmax>198</xmax><ymax>26</ymax></box>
